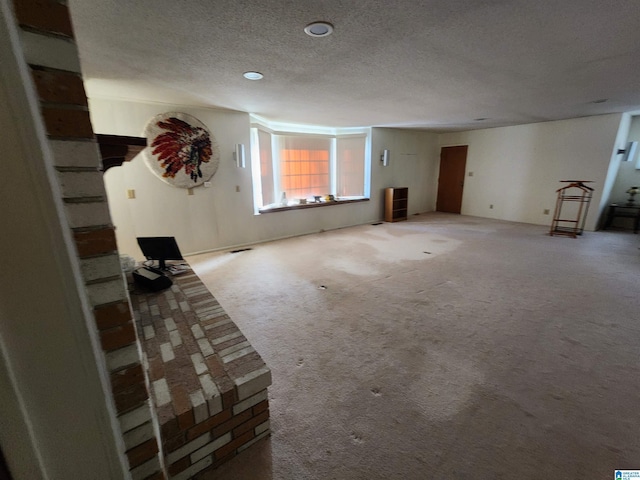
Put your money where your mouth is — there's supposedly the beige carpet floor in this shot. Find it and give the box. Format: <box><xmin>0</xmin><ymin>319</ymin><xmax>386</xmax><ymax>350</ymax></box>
<box><xmin>189</xmin><ymin>213</ymin><xmax>640</xmax><ymax>479</ymax></box>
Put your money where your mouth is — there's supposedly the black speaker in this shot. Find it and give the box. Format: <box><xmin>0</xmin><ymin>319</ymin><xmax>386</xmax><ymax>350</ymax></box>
<box><xmin>132</xmin><ymin>266</ymin><xmax>172</xmax><ymax>291</ymax></box>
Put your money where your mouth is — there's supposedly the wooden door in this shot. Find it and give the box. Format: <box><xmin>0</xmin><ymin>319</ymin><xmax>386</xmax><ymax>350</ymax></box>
<box><xmin>436</xmin><ymin>146</ymin><xmax>468</xmax><ymax>213</ymax></box>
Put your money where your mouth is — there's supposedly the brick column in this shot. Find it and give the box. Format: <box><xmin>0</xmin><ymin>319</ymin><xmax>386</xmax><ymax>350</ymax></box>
<box><xmin>9</xmin><ymin>1</ymin><xmax>165</xmax><ymax>478</ymax></box>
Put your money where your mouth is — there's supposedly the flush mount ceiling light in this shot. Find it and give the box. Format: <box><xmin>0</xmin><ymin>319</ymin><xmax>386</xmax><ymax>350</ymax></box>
<box><xmin>243</xmin><ymin>71</ymin><xmax>264</xmax><ymax>80</ymax></box>
<box><xmin>304</xmin><ymin>21</ymin><xmax>334</xmax><ymax>37</ymax></box>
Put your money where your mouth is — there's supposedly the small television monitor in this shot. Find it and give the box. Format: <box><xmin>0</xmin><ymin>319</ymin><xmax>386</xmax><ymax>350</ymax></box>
<box><xmin>136</xmin><ymin>237</ymin><xmax>183</xmax><ymax>270</ymax></box>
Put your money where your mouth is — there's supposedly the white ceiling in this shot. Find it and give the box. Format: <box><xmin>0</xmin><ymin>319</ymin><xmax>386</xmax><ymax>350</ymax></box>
<box><xmin>69</xmin><ymin>0</ymin><xmax>640</xmax><ymax>132</ymax></box>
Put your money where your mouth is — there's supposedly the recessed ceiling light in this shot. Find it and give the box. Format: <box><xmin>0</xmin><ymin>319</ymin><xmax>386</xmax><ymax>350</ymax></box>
<box><xmin>304</xmin><ymin>21</ymin><xmax>334</xmax><ymax>37</ymax></box>
<box><xmin>243</xmin><ymin>71</ymin><xmax>264</xmax><ymax>80</ymax></box>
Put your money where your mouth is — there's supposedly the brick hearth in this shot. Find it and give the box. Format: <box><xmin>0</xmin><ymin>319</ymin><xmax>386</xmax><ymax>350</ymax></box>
<box><xmin>130</xmin><ymin>269</ymin><xmax>272</xmax><ymax>479</ymax></box>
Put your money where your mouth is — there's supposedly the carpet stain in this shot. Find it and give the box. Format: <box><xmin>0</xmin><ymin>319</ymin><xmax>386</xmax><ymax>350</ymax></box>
<box><xmin>561</xmin><ymin>336</ymin><xmax>585</xmax><ymax>347</ymax></box>
<box><xmin>364</xmin><ymin>230</ymin><xmax>461</xmax><ymax>261</ymax></box>
<box><xmin>324</xmin><ymin>256</ymin><xmax>380</xmax><ymax>276</ymax></box>
<box><xmin>522</xmin><ymin>409</ymin><xmax>536</xmax><ymax>418</ymax></box>
<box><xmin>410</xmin><ymin>350</ymin><xmax>484</xmax><ymax>420</ymax></box>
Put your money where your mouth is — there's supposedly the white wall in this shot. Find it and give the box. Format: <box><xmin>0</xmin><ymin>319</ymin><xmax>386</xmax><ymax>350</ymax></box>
<box><xmin>90</xmin><ymin>98</ymin><xmax>441</xmax><ymax>258</ymax></box>
<box><xmin>438</xmin><ymin>114</ymin><xmax>624</xmax><ymax>230</ymax></box>
<box><xmin>371</xmin><ymin>127</ymin><xmax>441</xmax><ymax>217</ymax></box>
<box><xmin>609</xmin><ymin>115</ymin><xmax>640</xmax><ymax>204</ymax></box>
<box><xmin>91</xmin><ymin>98</ymin><xmax>627</xmax><ymax>252</ymax></box>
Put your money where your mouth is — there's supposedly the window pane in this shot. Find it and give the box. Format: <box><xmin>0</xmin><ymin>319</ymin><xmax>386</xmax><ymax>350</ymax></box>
<box><xmin>337</xmin><ymin>136</ymin><xmax>366</xmax><ymax>196</ymax></box>
<box><xmin>279</xmin><ymin>136</ymin><xmax>331</xmax><ymax>200</ymax></box>
<box><xmin>258</xmin><ymin>130</ymin><xmax>275</xmax><ymax>205</ymax></box>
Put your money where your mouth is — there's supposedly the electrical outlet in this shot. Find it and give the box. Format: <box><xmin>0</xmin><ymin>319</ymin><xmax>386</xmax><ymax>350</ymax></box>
<box><xmin>235</xmin><ymin>185</ymin><xmax>240</xmax><ymax>192</ymax></box>
<box><xmin>468</xmin><ymin>171</ymin><xmax>474</xmax><ymax>177</ymax></box>
<box><xmin>489</xmin><ymin>204</ymin><xmax>493</xmax><ymax>209</ymax></box>
<box><xmin>187</xmin><ymin>188</ymin><xmax>194</xmax><ymax>196</ymax></box>
<box><xmin>204</xmin><ymin>181</ymin><xmax>212</xmax><ymax>188</ymax></box>
<box><xmin>544</xmin><ymin>209</ymin><xmax>550</xmax><ymax>215</ymax></box>
<box><xmin>127</xmin><ymin>189</ymin><xmax>135</xmax><ymax>199</ymax></box>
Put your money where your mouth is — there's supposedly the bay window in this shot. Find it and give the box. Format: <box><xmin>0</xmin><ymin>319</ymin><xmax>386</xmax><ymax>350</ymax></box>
<box><xmin>251</xmin><ymin>123</ymin><xmax>370</xmax><ymax>213</ymax></box>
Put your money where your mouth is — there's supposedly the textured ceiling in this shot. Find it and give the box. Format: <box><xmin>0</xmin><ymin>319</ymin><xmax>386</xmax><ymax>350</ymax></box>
<box><xmin>69</xmin><ymin>0</ymin><xmax>640</xmax><ymax>132</ymax></box>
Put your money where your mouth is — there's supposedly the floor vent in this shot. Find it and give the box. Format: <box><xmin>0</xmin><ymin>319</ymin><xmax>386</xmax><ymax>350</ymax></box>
<box><xmin>230</xmin><ymin>248</ymin><xmax>252</xmax><ymax>254</ymax></box>
<box><xmin>371</xmin><ymin>222</ymin><xmax>383</xmax><ymax>226</ymax></box>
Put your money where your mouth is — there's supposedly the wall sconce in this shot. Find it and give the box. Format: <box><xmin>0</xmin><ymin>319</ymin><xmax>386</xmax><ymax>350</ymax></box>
<box><xmin>234</xmin><ymin>143</ymin><xmax>246</xmax><ymax>168</ymax></box>
<box><xmin>381</xmin><ymin>149</ymin><xmax>390</xmax><ymax>167</ymax></box>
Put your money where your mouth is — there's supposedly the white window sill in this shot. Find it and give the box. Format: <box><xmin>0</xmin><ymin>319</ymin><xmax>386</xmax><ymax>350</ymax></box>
<box><xmin>258</xmin><ymin>197</ymin><xmax>369</xmax><ymax>214</ymax></box>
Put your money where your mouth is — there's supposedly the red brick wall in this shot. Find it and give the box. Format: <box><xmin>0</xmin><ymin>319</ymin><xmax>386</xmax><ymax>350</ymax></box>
<box><xmin>10</xmin><ymin>1</ymin><xmax>165</xmax><ymax>478</ymax></box>
<box><xmin>131</xmin><ymin>273</ymin><xmax>272</xmax><ymax>478</ymax></box>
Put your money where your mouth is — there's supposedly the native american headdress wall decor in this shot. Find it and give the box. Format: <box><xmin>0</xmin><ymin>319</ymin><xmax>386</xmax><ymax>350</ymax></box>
<box><xmin>143</xmin><ymin>112</ymin><xmax>220</xmax><ymax>188</ymax></box>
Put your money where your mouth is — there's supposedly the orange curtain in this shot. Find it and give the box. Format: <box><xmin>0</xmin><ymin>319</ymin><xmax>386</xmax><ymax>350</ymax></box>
<box><xmin>279</xmin><ymin>136</ymin><xmax>331</xmax><ymax>200</ymax></box>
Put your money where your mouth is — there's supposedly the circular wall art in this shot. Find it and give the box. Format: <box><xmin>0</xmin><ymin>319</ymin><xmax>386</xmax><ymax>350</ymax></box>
<box><xmin>143</xmin><ymin>112</ymin><xmax>220</xmax><ymax>188</ymax></box>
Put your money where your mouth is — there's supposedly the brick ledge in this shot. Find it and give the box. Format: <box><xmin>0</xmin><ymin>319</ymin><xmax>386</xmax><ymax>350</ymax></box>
<box><xmin>130</xmin><ymin>267</ymin><xmax>271</xmax><ymax>478</ymax></box>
